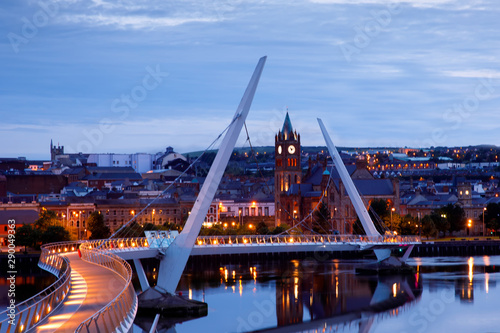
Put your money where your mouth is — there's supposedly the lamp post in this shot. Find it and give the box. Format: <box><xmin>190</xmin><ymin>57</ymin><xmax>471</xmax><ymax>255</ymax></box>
<box><xmin>467</xmin><ymin>219</ymin><xmax>472</xmax><ymax>236</ymax></box>
<box><xmin>390</xmin><ymin>207</ymin><xmax>395</xmax><ymax>232</ymax></box>
<box><xmin>76</xmin><ymin>210</ymin><xmax>81</xmax><ymax>240</ymax></box>
<box><xmin>417</xmin><ymin>211</ymin><xmax>421</xmax><ymax>238</ymax></box>
<box><xmin>483</xmin><ymin>207</ymin><xmax>487</xmax><ymax>237</ymax></box>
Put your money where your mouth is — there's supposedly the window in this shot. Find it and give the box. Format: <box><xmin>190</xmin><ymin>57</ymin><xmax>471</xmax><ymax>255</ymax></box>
<box><xmin>245</xmin><ymin>207</ymin><xmax>249</xmax><ymax>216</ymax></box>
<box><xmin>258</xmin><ymin>207</ymin><xmax>262</xmax><ymax>216</ymax></box>
<box><xmin>251</xmin><ymin>207</ymin><xmax>256</xmax><ymax>216</ymax></box>
<box><xmin>276</xmin><ymin>160</ymin><xmax>282</xmax><ymax>167</ymax></box>
<box><xmin>265</xmin><ymin>207</ymin><xmax>269</xmax><ymax>216</ymax></box>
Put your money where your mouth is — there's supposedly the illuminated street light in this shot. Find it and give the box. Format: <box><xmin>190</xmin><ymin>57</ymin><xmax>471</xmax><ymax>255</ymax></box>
<box><xmin>483</xmin><ymin>207</ymin><xmax>487</xmax><ymax>237</ymax></box>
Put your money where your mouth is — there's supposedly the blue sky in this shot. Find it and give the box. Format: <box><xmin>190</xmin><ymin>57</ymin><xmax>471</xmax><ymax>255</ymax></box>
<box><xmin>1</xmin><ymin>0</ymin><xmax>500</xmax><ymax>159</ymax></box>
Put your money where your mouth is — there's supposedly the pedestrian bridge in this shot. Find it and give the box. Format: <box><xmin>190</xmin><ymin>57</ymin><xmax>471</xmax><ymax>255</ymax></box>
<box><xmin>0</xmin><ymin>233</ymin><xmax>420</xmax><ymax>333</ymax></box>
<box><xmin>86</xmin><ymin>232</ymin><xmax>420</xmax><ymax>259</ymax></box>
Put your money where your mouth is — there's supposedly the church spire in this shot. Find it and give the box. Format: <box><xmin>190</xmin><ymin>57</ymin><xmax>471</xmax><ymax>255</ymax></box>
<box><xmin>281</xmin><ymin>112</ymin><xmax>294</xmax><ymax>140</ymax></box>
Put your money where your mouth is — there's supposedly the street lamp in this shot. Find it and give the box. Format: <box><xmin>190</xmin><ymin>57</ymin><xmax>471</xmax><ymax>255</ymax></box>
<box><xmin>467</xmin><ymin>219</ymin><xmax>472</xmax><ymax>236</ymax></box>
<box><xmin>390</xmin><ymin>207</ymin><xmax>395</xmax><ymax>231</ymax></box>
<box><xmin>483</xmin><ymin>207</ymin><xmax>487</xmax><ymax>237</ymax></box>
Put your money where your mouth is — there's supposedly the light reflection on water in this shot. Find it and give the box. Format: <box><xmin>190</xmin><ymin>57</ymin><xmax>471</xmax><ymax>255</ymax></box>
<box><xmin>133</xmin><ymin>256</ymin><xmax>500</xmax><ymax>333</ymax></box>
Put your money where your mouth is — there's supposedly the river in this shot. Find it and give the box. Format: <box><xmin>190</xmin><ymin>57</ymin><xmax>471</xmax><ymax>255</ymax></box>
<box><xmin>133</xmin><ymin>255</ymin><xmax>500</xmax><ymax>333</ymax></box>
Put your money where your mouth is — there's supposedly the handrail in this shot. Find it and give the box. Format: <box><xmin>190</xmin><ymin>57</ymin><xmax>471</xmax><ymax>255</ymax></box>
<box><xmin>193</xmin><ymin>234</ymin><xmax>421</xmax><ymax>246</ymax></box>
<box><xmin>75</xmin><ymin>242</ymin><xmax>137</xmax><ymax>333</ymax></box>
<box><xmin>0</xmin><ymin>241</ymin><xmax>80</xmax><ymax>333</ymax></box>
<box><xmin>76</xmin><ymin>234</ymin><xmax>420</xmax><ymax>252</ymax></box>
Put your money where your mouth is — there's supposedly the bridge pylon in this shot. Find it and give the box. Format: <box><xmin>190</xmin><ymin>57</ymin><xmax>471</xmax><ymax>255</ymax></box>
<box><xmin>137</xmin><ymin>57</ymin><xmax>267</xmax><ymax>312</ymax></box>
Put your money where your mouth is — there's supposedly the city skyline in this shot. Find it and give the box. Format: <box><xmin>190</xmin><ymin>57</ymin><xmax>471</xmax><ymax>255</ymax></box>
<box><xmin>2</xmin><ymin>0</ymin><xmax>500</xmax><ymax>159</ymax></box>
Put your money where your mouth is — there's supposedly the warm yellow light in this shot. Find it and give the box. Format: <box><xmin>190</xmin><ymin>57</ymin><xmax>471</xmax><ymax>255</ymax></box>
<box><xmin>248</xmin><ymin>224</ymin><xmax>253</xmax><ymax>229</ymax></box>
<box><xmin>223</xmin><ymin>223</ymin><xmax>228</xmax><ymax>228</ymax></box>
<box><xmin>252</xmin><ymin>201</ymin><xmax>256</xmax><ymax>207</ymax></box>
<box><xmin>231</xmin><ymin>222</ymin><xmax>235</xmax><ymax>226</ymax></box>
<box><xmin>289</xmin><ymin>237</ymin><xmax>294</xmax><ymax>243</ymax></box>
<box><xmin>197</xmin><ymin>240</ymin><xmax>202</xmax><ymax>245</ymax></box>
<box><xmin>213</xmin><ymin>240</ymin><xmax>218</xmax><ymax>245</ymax></box>
<box><xmin>243</xmin><ymin>239</ymin><xmax>248</xmax><ymax>244</ymax></box>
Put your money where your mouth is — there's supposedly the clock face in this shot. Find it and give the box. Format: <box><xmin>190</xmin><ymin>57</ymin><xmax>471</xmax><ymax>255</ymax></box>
<box><xmin>288</xmin><ymin>145</ymin><xmax>296</xmax><ymax>154</ymax></box>
<box><xmin>277</xmin><ymin>145</ymin><xmax>282</xmax><ymax>154</ymax></box>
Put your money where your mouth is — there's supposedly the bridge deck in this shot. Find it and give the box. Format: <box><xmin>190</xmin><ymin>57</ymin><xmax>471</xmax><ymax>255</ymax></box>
<box><xmin>35</xmin><ymin>253</ymin><xmax>127</xmax><ymax>333</ymax></box>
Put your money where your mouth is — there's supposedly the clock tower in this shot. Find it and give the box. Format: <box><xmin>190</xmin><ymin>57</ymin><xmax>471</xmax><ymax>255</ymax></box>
<box><xmin>275</xmin><ymin>112</ymin><xmax>301</xmax><ymax>226</ymax></box>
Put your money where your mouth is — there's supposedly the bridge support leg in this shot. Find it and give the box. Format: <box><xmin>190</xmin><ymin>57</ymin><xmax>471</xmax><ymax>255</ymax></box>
<box><xmin>133</xmin><ymin>259</ymin><xmax>150</xmax><ymax>292</ymax></box>
<box><xmin>400</xmin><ymin>244</ymin><xmax>414</xmax><ymax>263</ymax></box>
<box><xmin>374</xmin><ymin>249</ymin><xmax>391</xmax><ymax>262</ymax></box>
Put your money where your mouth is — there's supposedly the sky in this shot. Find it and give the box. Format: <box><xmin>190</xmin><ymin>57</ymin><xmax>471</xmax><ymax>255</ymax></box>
<box><xmin>1</xmin><ymin>0</ymin><xmax>500</xmax><ymax>159</ymax></box>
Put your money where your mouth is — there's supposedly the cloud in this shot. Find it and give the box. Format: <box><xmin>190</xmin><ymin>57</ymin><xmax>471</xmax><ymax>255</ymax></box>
<box><xmin>61</xmin><ymin>14</ymin><xmax>220</xmax><ymax>30</ymax></box>
<box><xmin>441</xmin><ymin>70</ymin><xmax>500</xmax><ymax>79</ymax></box>
<box><xmin>308</xmin><ymin>0</ymin><xmax>479</xmax><ymax>9</ymax></box>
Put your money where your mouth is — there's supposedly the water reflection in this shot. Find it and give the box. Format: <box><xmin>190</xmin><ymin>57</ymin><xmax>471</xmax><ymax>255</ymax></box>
<box><xmin>133</xmin><ymin>256</ymin><xmax>500</xmax><ymax>332</ymax></box>
<box><xmin>134</xmin><ymin>259</ymin><xmax>422</xmax><ymax>333</ymax></box>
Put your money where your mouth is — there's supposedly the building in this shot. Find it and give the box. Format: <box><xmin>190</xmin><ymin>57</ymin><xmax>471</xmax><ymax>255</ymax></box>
<box><xmin>274</xmin><ymin>114</ymin><xmax>400</xmax><ymax>233</ymax></box>
<box><xmin>274</xmin><ymin>112</ymin><xmax>301</xmax><ymax>226</ymax></box>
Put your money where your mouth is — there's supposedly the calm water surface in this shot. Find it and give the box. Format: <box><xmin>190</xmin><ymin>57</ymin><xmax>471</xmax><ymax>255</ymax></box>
<box><xmin>133</xmin><ymin>255</ymin><xmax>500</xmax><ymax>333</ymax></box>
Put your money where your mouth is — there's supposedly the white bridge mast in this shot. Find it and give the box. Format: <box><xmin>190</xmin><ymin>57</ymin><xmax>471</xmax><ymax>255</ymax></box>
<box><xmin>155</xmin><ymin>57</ymin><xmax>267</xmax><ymax>294</ymax></box>
<box><xmin>317</xmin><ymin>118</ymin><xmax>380</xmax><ymax>237</ymax></box>
<box><xmin>317</xmin><ymin>119</ymin><xmax>395</xmax><ymax>261</ymax></box>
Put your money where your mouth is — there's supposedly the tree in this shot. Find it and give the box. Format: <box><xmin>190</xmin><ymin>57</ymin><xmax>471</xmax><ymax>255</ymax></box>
<box><xmin>161</xmin><ymin>222</ymin><xmax>182</xmax><ymax>232</ymax></box>
<box><xmin>34</xmin><ymin>209</ymin><xmax>59</xmax><ymax>232</ymax></box>
<box><xmin>430</xmin><ymin>211</ymin><xmax>450</xmax><ymax>237</ymax></box>
<box><xmin>270</xmin><ymin>224</ymin><xmax>289</xmax><ymax>235</ymax></box>
<box><xmin>313</xmin><ymin>202</ymin><xmax>331</xmax><ymax>234</ymax></box>
<box><xmin>369</xmin><ymin>199</ymin><xmax>389</xmax><ymax>219</ymax></box>
<box><xmin>256</xmin><ymin>221</ymin><xmax>269</xmax><ymax>235</ymax></box>
<box><xmin>16</xmin><ymin>224</ymin><xmax>37</xmax><ymax>252</ymax></box>
<box><xmin>399</xmin><ymin>215</ymin><xmax>418</xmax><ymax>235</ymax></box>
<box><xmin>421</xmin><ymin>215</ymin><xmax>438</xmax><ymax>239</ymax></box>
<box><xmin>87</xmin><ymin>212</ymin><xmax>111</xmax><ymax>239</ymax></box>
<box><xmin>484</xmin><ymin>203</ymin><xmax>500</xmax><ymax>235</ymax></box>
<box><xmin>441</xmin><ymin>204</ymin><xmax>465</xmax><ymax>235</ymax></box>
<box><xmin>41</xmin><ymin>226</ymin><xmax>71</xmax><ymax>244</ymax></box>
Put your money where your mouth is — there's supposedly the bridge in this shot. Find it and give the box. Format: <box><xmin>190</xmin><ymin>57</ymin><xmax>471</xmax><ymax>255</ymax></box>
<box><xmin>0</xmin><ymin>57</ymin><xmax>420</xmax><ymax>333</ymax></box>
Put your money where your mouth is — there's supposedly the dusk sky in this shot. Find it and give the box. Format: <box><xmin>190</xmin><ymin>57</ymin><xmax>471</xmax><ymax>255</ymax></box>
<box><xmin>1</xmin><ymin>0</ymin><xmax>500</xmax><ymax>159</ymax></box>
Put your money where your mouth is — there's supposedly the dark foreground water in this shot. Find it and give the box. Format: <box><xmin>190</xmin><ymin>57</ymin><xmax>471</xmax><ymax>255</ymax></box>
<box><xmin>133</xmin><ymin>256</ymin><xmax>500</xmax><ymax>333</ymax></box>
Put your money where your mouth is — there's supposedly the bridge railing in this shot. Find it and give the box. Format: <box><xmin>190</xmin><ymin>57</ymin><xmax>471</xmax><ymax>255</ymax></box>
<box><xmin>75</xmin><ymin>241</ymin><xmax>137</xmax><ymax>333</ymax></box>
<box><xmin>0</xmin><ymin>241</ymin><xmax>80</xmax><ymax>333</ymax></box>
<box><xmin>81</xmin><ymin>237</ymin><xmax>150</xmax><ymax>251</ymax></box>
<box><xmin>85</xmin><ymin>234</ymin><xmax>420</xmax><ymax>252</ymax></box>
<box><xmin>194</xmin><ymin>234</ymin><xmax>421</xmax><ymax>246</ymax></box>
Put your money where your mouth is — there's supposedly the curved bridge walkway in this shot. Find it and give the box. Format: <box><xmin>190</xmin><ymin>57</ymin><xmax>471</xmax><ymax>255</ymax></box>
<box><xmin>34</xmin><ymin>253</ymin><xmax>126</xmax><ymax>333</ymax></box>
